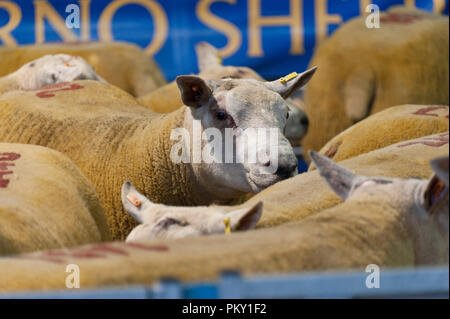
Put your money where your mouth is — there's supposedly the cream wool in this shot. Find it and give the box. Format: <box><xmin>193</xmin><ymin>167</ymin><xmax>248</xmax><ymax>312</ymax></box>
<box><xmin>0</xmin><ymin>143</ymin><xmax>110</xmax><ymax>255</ymax></box>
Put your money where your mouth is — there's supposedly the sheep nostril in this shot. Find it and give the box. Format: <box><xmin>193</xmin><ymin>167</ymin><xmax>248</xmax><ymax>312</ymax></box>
<box><xmin>275</xmin><ymin>163</ymin><xmax>297</xmax><ymax>179</ymax></box>
<box><xmin>263</xmin><ymin>160</ymin><xmax>271</xmax><ymax>167</ymax></box>
<box><xmin>300</xmin><ymin>116</ymin><xmax>309</xmax><ymax>127</ymax></box>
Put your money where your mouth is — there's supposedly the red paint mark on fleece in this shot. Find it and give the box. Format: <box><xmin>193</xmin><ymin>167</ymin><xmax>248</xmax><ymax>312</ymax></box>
<box><xmin>0</xmin><ymin>162</ymin><xmax>14</xmax><ymax>170</ymax></box>
<box><xmin>33</xmin><ymin>83</ymin><xmax>84</xmax><ymax>98</ymax></box>
<box><xmin>0</xmin><ymin>171</ymin><xmax>14</xmax><ymax>188</ymax></box>
<box><xmin>413</xmin><ymin>106</ymin><xmax>449</xmax><ymax>119</ymax></box>
<box><xmin>0</xmin><ymin>152</ymin><xmax>21</xmax><ymax>161</ymax></box>
<box><xmin>19</xmin><ymin>242</ymin><xmax>169</xmax><ymax>264</ymax></box>
<box><xmin>398</xmin><ymin>133</ymin><xmax>449</xmax><ymax>148</ymax></box>
<box><xmin>324</xmin><ymin>144</ymin><xmax>339</xmax><ymax>159</ymax></box>
<box><xmin>380</xmin><ymin>12</ymin><xmax>427</xmax><ymax>24</ymax></box>
<box><xmin>125</xmin><ymin>242</ymin><xmax>169</xmax><ymax>252</ymax></box>
<box><xmin>0</xmin><ymin>152</ymin><xmax>20</xmax><ymax>188</ymax></box>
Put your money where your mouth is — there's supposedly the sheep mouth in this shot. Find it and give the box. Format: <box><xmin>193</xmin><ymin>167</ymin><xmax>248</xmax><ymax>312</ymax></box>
<box><xmin>247</xmin><ymin>172</ymin><xmax>282</xmax><ymax>193</ymax></box>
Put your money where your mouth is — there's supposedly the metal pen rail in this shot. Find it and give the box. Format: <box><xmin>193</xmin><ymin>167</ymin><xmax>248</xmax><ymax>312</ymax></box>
<box><xmin>1</xmin><ymin>266</ymin><xmax>448</xmax><ymax>299</ymax></box>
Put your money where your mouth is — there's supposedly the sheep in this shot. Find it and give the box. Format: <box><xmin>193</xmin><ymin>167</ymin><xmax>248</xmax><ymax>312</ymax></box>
<box><xmin>0</xmin><ymin>152</ymin><xmax>447</xmax><ymax>293</ymax></box>
<box><xmin>308</xmin><ymin>104</ymin><xmax>449</xmax><ymax>170</ymax></box>
<box><xmin>0</xmin><ymin>54</ymin><xmax>106</xmax><ymax>94</ymax></box>
<box><xmin>0</xmin><ymin>143</ymin><xmax>111</xmax><ymax>256</ymax></box>
<box><xmin>302</xmin><ymin>6</ymin><xmax>449</xmax><ymax>155</ymax></box>
<box><xmin>0</xmin><ymin>41</ymin><xmax>166</xmax><ymax>97</ymax></box>
<box><xmin>137</xmin><ymin>41</ymin><xmax>310</xmax><ymax>146</ymax></box>
<box><xmin>0</xmin><ymin>70</ymin><xmax>315</xmax><ymax>240</ymax></box>
<box><xmin>121</xmin><ymin>181</ymin><xmax>263</xmax><ymax>241</ymax></box>
<box><xmin>307</xmin><ymin>151</ymin><xmax>449</xmax><ymax>264</ymax></box>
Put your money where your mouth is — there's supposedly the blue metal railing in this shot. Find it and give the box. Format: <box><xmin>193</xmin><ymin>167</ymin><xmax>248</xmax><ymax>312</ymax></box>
<box><xmin>1</xmin><ymin>266</ymin><xmax>448</xmax><ymax>299</ymax></box>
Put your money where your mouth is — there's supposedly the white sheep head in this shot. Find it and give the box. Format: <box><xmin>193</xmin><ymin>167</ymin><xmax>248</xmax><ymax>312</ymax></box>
<box><xmin>310</xmin><ymin>151</ymin><xmax>449</xmax><ymax>258</ymax></box>
<box><xmin>175</xmin><ymin>67</ymin><xmax>316</xmax><ymax>196</ymax></box>
<box><xmin>121</xmin><ymin>181</ymin><xmax>263</xmax><ymax>241</ymax></box>
<box><xmin>10</xmin><ymin>54</ymin><xmax>106</xmax><ymax>90</ymax></box>
<box><xmin>195</xmin><ymin>41</ymin><xmax>310</xmax><ymax>145</ymax></box>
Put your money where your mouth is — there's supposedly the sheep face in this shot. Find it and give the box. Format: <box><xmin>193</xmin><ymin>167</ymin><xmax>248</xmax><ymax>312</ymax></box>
<box><xmin>196</xmin><ymin>42</ymin><xmax>309</xmax><ymax>145</ymax></box>
<box><xmin>121</xmin><ymin>182</ymin><xmax>263</xmax><ymax>240</ymax></box>
<box><xmin>176</xmin><ymin>67</ymin><xmax>316</xmax><ymax>195</ymax></box>
<box><xmin>11</xmin><ymin>54</ymin><xmax>105</xmax><ymax>90</ymax></box>
<box><xmin>310</xmin><ymin>151</ymin><xmax>449</xmax><ymax>263</ymax></box>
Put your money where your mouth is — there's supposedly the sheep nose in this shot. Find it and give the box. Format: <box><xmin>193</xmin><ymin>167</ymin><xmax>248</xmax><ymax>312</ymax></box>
<box><xmin>275</xmin><ymin>162</ymin><xmax>298</xmax><ymax>179</ymax></box>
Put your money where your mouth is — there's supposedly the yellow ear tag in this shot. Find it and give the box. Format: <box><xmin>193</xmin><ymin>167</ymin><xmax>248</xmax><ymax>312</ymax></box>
<box><xmin>216</xmin><ymin>53</ymin><xmax>222</xmax><ymax>65</ymax></box>
<box><xmin>279</xmin><ymin>72</ymin><xmax>298</xmax><ymax>84</ymax></box>
<box><xmin>223</xmin><ymin>217</ymin><xmax>231</xmax><ymax>234</ymax></box>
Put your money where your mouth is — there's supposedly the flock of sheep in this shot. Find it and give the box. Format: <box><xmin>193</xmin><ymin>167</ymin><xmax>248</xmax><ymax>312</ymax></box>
<box><xmin>0</xmin><ymin>6</ymin><xmax>448</xmax><ymax>292</ymax></box>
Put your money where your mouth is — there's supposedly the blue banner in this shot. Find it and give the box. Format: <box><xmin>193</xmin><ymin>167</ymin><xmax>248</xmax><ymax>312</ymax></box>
<box><xmin>1</xmin><ymin>0</ymin><xmax>449</xmax><ymax>81</ymax></box>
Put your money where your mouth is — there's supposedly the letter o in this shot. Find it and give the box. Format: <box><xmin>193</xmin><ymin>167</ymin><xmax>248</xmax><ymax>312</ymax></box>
<box><xmin>98</xmin><ymin>0</ymin><xmax>168</xmax><ymax>55</ymax></box>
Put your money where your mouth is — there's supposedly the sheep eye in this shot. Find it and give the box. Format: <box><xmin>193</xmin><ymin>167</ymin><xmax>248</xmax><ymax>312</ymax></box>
<box><xmin>286</xmin><ymin>112</ymin><xmax>290</xmax><ymax>120</ymax></box>
<box><xmin>216</xmin><ymin>110</ymin><xmax>227</xmax><ymax>120</ymax></box>
<box><xmin>156</xmin><ymin>218</ymin><xmax>177</xmax><ymax>228</ymax></box>
<box><xmin>156</xmin><ymin>217</ymin><xmax>189</xmax><ymax>229</ymax></box>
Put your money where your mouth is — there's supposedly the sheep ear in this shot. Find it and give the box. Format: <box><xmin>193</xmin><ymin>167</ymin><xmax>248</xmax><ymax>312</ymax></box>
<box><xmin>420</xmin><ymin>157</ymin><xmax>449</xmax><ymax>238</ymax></box>
<box><xmin>93</xmin><ymin>73</ymin><xmax>108</xmax><ymax>84</ymax></box>
<box><xmin>309</xmin><ymin>151</ymin><xmax>359</xmax><ymax>200</ymax></box>
<box><xmin>265</xmin><ymin>67</ymin><xmax>317</xmax><ymax>99</ymax></box>
<box><xmin>121</xmin><ymin>181</ymin><xmax>154</xmax><ymax>224</ymax></box>
<box><xmin>196</xmin><ymin>42</ymin><xmax>221</xmax><ymax>72</ymax></box>
<box><xmin>430</xmin><ymin>157</ymin><xmax>449</xmax><ymax>188</ymax></box>
<box><xmin>176</xmin><ymin>75</ymin><xmax>212</xmax><ymax>108</ymax></box>
<box><xmin>422</xmin><ymin>157</ymin><xmax>449</xmax><ymax>215</ymax></box>
<box><xmin>344</xmin><ymin>69</ymin><xmax>375</xmax><ymax>123</ymax></box>
<box><xmin>228</xmin><ymin>201</ymin><xmax>263</xmax><ymax>231</ymax></box>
